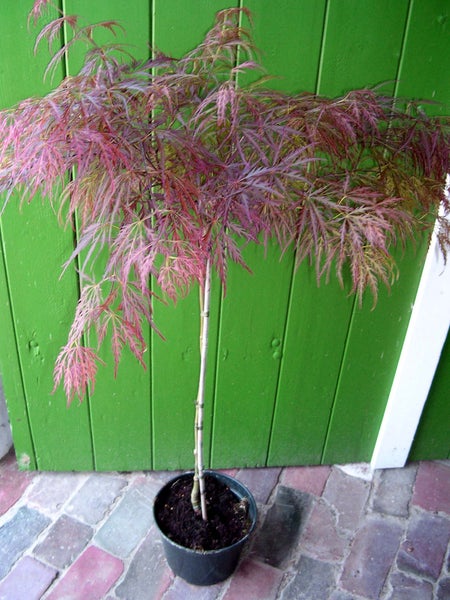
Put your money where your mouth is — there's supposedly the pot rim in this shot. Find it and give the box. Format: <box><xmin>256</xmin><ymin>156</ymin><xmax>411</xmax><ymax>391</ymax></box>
<box><xmin>153</xmin><ymin>469</ymin><xmax>258</xmax><ymax>555</ymax></box>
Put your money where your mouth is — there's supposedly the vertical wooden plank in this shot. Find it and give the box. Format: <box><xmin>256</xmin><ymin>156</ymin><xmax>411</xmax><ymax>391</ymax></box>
<box><xmin>2</xmin><ymin>203</ymin><xmax>95</xmax><ymax>470</ymax></box>
<box><xmin>409</xmin><ymin>331</ymin><xmax>450</xmax><ymax>460</ymax></box>
<box><xmin>243</xmin><ymin>0</ymin><xmax>327</xmax><ymax>92</ymax></box>
<box><xmin>62</xmin><ymin>0</ymin><xmax>153</xmax><ymax>471</ymax></box>
<box><xmin>151</xmin><ymin>0</ymin><xmax>234</xmax><ymax>470</ymax></box>
<box><xmin>268</xmin><ymin>267</ymin><xmax>355</xmax><ymax>466</ymax></box>
<box><xmin>0</xmin><ymin>235</ymin><xmax>36</xmax><ymax>469</ymax></box>
<box><xmin>0</xmin><ymin>2</ymin><xmax>35</xmax><ymax>472</ymax></box>
<box><xmin>0</xmin><ymin>2</ymin><xmax>94</xmax><ymax>470</ymax></box>
<box><xmin>0</xmin><ymin>3</ymin><xmax>39</xmax><ymax>470</ymax></box>
<box><xmin>211</xmin><ymin>242</ymin><xmax>293</xmax><ymax>468</ymax></box>
<box><xmin>395</xmin><ymin>0</ymin><xmax>450</xmax><ymax>115</ymax></box>
<box><xmin>317</xmin><ymin>0</ymin><xmax>410</xmax><ymax>96</ymax></box>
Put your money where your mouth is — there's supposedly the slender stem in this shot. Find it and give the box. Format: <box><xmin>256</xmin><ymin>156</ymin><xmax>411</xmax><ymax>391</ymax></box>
<box><xmin>191</xmin><ymin>257</ymin><xmax>212</xmax><ymax>521</ymax></box>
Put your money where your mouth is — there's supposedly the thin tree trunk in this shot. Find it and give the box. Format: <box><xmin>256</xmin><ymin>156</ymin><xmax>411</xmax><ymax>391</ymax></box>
<box><xmin>191</xmin><ymin>258</ymin><xmax>211</xmax><ymax>521</ymax></box>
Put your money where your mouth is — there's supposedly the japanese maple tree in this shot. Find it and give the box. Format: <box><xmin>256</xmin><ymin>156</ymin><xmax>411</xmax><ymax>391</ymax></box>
<box><xmin>1</xmin><ymin>3</ymin><xmax>449</xmax><ymax>518</ymax></box>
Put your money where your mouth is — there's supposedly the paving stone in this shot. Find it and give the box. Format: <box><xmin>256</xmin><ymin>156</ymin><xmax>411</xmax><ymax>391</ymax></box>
<box><xmin>280</xmin><ymin>465</ymin><xmax>331</xmax><ymax>497</ymax></box>
<box><xmin>222</xmin><ymin>558</ymin><xmax>284</xmax><ymax>600</ymax></box>
<box><xmin>397</xmin><ymin>511</ymin><xmax>450</xmax><ymax>580</ymax></box>
<box><xmin>28</xmin><ymin>472</ymin><xmax>86</xmax><ymax>515</ymax></box>
<box><xmin>437</xmin><ymin>577</ymin><xmax>450</xmax><ymax>600</ymax></box>
<box><xmin>235</xmin><ymin>467</ymin><xmax>281</xmax><ymax>504</ymax></box>
<box><xmin>33</xmin><ymin>514</ymin><xmax>93</xmax><ymax>568</ymax></box>
<box><xmin>251</xmin><ymin>486</ymin><xmax>313</xmax><ymax>568</ymax></box>
<box><xmin>372</xmin><ymin>465</ymin><xmax>417</xmax><ymax>517</ymax></box>
<box><xmin>0</xmin><ymin>452</ymin><xmax>34</xmax><ymax>516</ymax></box>
<box><xmin>329</xmin><ymin>591</ymin><xmax>360</xmax><ymax>600</ymax></box>
<box><xmin>386</xmin><ymin>571</ymin><xmax>433</xmax><ymax>600</ymax></box>
<box><xmin>300</xmin><ymin>500</ymin><xmax>349</xmax><ymax>562</ymax></box>
<box><xmin>162</xmin><ymin>576</ymin><xmax>223</xmax><ymax>600</ymax></box>
<box><xmin>115</xmin><ymin>527</ymin><xmax>173</xmax><ymax>599</ymax></box>
<box><xmin>0</xmin><ymin>555</ymin><xmax>57</xmax><ymax>600</ymax></box>
<box><xmin>131</xmin><ymin>473</ymin><xmax>167</xmax><ymax>503</ymax></box>
<box><xmin>94</xmin><ymin>487</ymin><xmax>153</xmax><ymax>558</ymax></box>
<box><xmin>45</xmin><ymin>545</ymin><xmax>123</xmax><ymax>600</ymax></box>
<box><xmin>279</xmin><ymin>555</ymin><xmax>336</xmax><ymax>600</ymax></box>
<box><xmin>340</xmin><ymin>515</ymin><xmax>403</xmax><ymax>600</ymax></box>
<box><xmin>323</xmin><ymin>468</ymin><xmax>370</xmax><ymax>532</ymax></box>
<box><xmin>0</xmin><ymin>506</ymin><xmax>50</xmax><ymax>579</ymax></box>
<box><xmin>412</xmin><ymin>462</ymin><xmax>450</xmax><ymax>514</ymax></box>
<box><xmin>2</xmin><ymin>459</ymin><xmax>450</xmax><ymax>599</ymax></box>
<box><xmin>66</xmin><ymin>474</ymin><xmax>127</xmax><ymax>525</ymax></box>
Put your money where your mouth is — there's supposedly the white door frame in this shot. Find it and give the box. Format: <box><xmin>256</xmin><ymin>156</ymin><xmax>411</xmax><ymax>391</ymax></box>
<box><xmin>371</xmin><ymin>180</ymin><xmax>450</xmax><ymax>470</ymax></box>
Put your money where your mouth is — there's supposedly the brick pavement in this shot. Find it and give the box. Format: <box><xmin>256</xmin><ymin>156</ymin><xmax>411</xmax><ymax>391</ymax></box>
<box><xmin>0</xmin><ymin>450</ymin><xmax>449</xmax><ymax>599</ymax></box>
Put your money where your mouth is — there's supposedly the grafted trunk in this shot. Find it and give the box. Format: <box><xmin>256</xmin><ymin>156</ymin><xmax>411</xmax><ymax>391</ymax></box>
<box><xmin>191</xmin><ymin>258</ymin><xmax>212</xmax><ymax>520</ymax></box>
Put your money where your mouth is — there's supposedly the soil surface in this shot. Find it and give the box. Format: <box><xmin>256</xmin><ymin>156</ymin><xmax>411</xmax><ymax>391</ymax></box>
<box><xmin>156</xmin><ymin>474</ymin><xmax>252</xmax><ymax>551</ymax></box>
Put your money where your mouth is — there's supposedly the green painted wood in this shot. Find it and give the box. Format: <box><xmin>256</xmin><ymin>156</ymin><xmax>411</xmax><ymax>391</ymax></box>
<box><xmin>211</xmin><ymin>241</ymin><xmax>293</xmax><ymax>468</ymax></box>
<box><xmin>0</xmin><ymin>230</ymin><xmax>36</xmax><ymax>469</ymax></box>
<box><xmin>322</xmin><ymin>242</ymin><xmax>428</xmax><ymax>464</ymax></box>
<box><xmin>395</xmin><ymin>0</ymin><xmax>450</xmax><ymax>115</ymax></box>
<box><xmin>317</xmin><ymin>0</ymin><xmax>410</xmax><ymax>96</ymax></box>
<box><xmin>243</xmin><ymin>0</ymin><xmax>327</xmax><ymax>93</ymax></box>
<box><xmin>409</xmin><ymin>330</ymin><xmax>450</xmax><ymax>461</ymax></box>
<box><xmin>0</xmin><ymin>4</ymin><xmax>36</xmax><ymax>470</ymax></box>
<box><xmin>0</xmin><ymin>2</ymin><xmax>94</xmax><ymax>470</ymax></box>
<box><xmin>62</xmin><ymin>0</ymin><xmax>153</xmax><ymax>471</ymax></box>
<box><xmin>151</xmin><ymin>0</ymin><xmax>234</xmax><ymax>470</ymax></box>
<box><xmin>268</xmin><ymin>268</ymin><xmax>355</xmax><ymax>466</ymax></box>
<box><xmin>0</xmin><ymin>202</ymin><xmax>95</xmax><ymax>472</ymax></box>
<box><xmin>151</xmin><ymin>290</ymin><xmax>212</xmax><ymax>470</ymax></box>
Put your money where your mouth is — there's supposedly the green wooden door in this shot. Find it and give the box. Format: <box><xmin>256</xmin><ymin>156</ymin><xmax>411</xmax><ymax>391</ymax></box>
<box><xmin>0</xmin><ymin>0</ymin><xmax>448</xmax><ymax>471</ymax></box>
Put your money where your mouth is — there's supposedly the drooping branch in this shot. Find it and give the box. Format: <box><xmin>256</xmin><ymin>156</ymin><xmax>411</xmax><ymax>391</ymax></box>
<box><xmin>0</xmin><ymin>6</ymin><xmax>448</xmax><ymax>404</ymax></box>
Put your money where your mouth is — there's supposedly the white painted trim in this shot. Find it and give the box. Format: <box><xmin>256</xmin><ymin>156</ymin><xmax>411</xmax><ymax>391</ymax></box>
<box><xmin>371</xmin><ymin>184</ymin><xmax>450</xmax><ymax>470</ymax></box>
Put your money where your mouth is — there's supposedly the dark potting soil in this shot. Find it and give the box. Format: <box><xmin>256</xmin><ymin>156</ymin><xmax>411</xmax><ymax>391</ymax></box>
<box><xmin>156</xmin><ymin>474</ymin><xmax>252</xmax><ymax>551</ymax></box>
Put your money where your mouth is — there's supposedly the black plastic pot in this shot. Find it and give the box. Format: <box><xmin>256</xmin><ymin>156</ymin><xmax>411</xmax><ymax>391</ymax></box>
<box><xmin>153</xmin><ymin>470</ymin><xmax>257</xmax><ymax>586</ymax></box>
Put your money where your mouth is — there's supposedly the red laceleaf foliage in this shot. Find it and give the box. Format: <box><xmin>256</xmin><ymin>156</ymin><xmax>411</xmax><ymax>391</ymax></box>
<box><xmin>0</xmin><ymin>6</ymin><xmax>449</xmax><ymax>402</ymax></box>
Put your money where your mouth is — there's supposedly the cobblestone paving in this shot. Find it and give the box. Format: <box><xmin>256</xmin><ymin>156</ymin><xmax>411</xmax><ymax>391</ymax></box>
<box><xmin>0</xmin><ymin>450</ymin><xmax>449</xmax><ymax>599</ymax></box>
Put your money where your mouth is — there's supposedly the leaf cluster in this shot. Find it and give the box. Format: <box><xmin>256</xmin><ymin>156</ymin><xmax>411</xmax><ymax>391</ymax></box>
<box><xmin>1</xmin><ymin>6</ymin><xmax>449</xmax><ymax>401</ymax></box>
